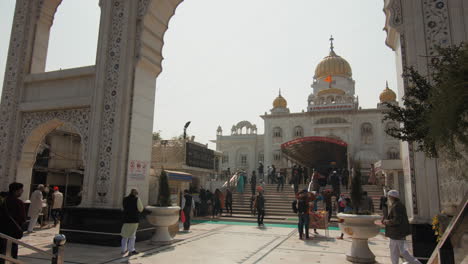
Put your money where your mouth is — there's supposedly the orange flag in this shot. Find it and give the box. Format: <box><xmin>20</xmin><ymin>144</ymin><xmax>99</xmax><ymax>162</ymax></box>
<box><xmin>324</xmin><ymin>75</ymin><xmax>332</xmax><ymax>83</ymax></box>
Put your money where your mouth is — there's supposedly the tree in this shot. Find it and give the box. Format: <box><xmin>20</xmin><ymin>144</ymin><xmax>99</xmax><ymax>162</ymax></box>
<box><xmin>157</xmin><ymin>170</ymin><xmax>172</xmax><ymax>206</ymax></box>
<box><xmin>152</xmin><ymin>131</ymin><xmax>161</xmax><ymax>141</ymax></box>
<box><xmin>384</xmin><ymin>43</ymin><xmax>468</xmax><ymax>160</ymax></box>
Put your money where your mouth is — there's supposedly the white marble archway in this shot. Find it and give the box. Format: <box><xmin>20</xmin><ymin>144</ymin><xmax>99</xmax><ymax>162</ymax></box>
<box><xmin>15</xmin><ymin>109</ymin><xmax>90</xmax><ymax>200</ymax></box>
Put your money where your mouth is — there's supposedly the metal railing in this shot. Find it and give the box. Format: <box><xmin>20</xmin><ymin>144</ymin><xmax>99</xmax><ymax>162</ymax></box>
<box><xmin>427</xmin><ymin>195</ymin><xmax>468</xmax><ymax>264</ymax></box>
<box><xmin>0</xmin><ymin>233</ymin><xmax>66</xmax><ymax>264</ymax></box>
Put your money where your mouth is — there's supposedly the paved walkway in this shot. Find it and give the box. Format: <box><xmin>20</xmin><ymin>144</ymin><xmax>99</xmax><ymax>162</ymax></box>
<box><xmin>17</xmin><ymin>221</ymin><xmax>395</xmax><ymax>264</ymax></box>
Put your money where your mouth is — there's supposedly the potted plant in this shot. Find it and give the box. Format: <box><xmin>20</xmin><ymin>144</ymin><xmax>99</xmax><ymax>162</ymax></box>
<box><xmin>337</xmin><ymin>163</ymin><xmax>381</xmax><ymax>263</ymax></box>
<box><xmin>145</xmin><ymin>170</ymin><xmax>180</xmax><ymax>242</ymax></box>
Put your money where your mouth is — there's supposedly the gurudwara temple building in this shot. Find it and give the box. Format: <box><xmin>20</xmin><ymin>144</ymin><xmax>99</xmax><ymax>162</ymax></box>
<box><xmin>214</xmin><ymin>40</ymin><xmax>402</xmax><ymax>189</ymax></box>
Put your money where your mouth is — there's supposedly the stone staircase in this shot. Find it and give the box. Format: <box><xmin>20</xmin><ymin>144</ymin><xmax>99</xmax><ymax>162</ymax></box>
<box><xmin>229</xmin><ymin>184</ymin><xmax>384</xmax><ymax>221</ymax></box>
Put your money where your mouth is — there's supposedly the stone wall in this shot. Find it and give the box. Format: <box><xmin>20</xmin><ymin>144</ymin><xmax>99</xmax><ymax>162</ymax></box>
<box><xmin>437</xmin><ymin>149</ymin><xmax>468</xmax><ymax>214</ymax></box>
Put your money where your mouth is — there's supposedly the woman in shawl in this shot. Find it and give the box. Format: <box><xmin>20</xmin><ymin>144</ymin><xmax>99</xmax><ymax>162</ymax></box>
<box><xmin>237</xmin><ymin>172</ymin><xmax>245</xmax><ymax>193</ymax></box>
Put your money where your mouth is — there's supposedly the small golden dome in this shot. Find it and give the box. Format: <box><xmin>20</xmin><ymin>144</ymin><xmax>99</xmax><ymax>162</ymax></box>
<box><xmin>273</xmin><ymin>91</ymin><xmax>287</xmax><ymax>108</ymax></box>
<box><xmin>314</xmin><ymin>37</ymin><xmax>352</xmax><ymax>80</ymax></box>
<box><xmin>379</xmin><ymin>82</ymin><xmax>397</xmax><ymax>102</ymax></box>
<box><xmin>317</xmin><ymin>88</ymin><xmax>346</xmax><ymax>96</ymax></box>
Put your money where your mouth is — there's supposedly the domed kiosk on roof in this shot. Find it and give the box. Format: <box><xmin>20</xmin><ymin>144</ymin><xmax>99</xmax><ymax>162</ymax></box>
<box><xmin>379</xmin><ymin>81</ymin><xmax>397</xmax><ymax>103</ymax></box>
<box><xmin>271</xmin><ymin>90</ymin><xmax>290</xmax><ymax>114</ymax></box>
<box><xmin>308</xmin><ymin>37</ymin><xmax>358</xmax><ymax>112</ymax></box>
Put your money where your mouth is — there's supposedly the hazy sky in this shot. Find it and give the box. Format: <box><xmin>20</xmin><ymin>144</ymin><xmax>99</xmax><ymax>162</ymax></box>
<box><xmin>0</xmin><ymin>0</ymin><xmax>397</xmax><ymax>148</ymax></box>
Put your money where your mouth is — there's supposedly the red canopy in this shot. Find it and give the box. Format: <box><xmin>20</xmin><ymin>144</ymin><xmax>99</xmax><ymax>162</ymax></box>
<box><xmin>281</xmin><ymin>136</ymin><xmax>348</xmax><ymax>169</ymax></box>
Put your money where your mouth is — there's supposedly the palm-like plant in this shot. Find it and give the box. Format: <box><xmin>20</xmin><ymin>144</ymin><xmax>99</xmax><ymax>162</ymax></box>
<box><xmin>350</xmin><ymin>163</ymin><xmax>363</xmax><ymax>214</ymax></box>
<box><xmin>157</xmin><ymin>170</ymin><xmax>172</xmax><ymax>206</ymax></box>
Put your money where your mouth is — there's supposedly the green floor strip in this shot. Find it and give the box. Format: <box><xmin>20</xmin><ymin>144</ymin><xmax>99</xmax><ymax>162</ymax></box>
<box><xmin>192</xmin><ymin>219</ymin><xmax>385</xmax><ymax>232</ymax></box>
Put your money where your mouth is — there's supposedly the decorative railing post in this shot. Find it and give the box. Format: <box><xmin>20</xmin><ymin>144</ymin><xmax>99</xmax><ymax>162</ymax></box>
<box><xmin>51</xmin><ymin>234</ymin><xmax>66</xmax><ymax>264</ymax></box>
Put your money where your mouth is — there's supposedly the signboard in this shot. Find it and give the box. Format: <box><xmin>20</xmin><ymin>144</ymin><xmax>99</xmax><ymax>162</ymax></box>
<box><xmin>185</xmin><ymin>142</ymin><xmax>214</xmax><ymax>170</ymax></box>
<box><xmin>128</xmin><ymin>160</ymin><xmax>148</xmax><ymax>180</ymax></box>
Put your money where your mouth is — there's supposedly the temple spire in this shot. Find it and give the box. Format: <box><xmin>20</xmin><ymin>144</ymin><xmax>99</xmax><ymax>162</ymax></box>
<box><xmin>329</xmin><ymin>35</ymin><xmax>335</xmax><ymax>52</ymax></box>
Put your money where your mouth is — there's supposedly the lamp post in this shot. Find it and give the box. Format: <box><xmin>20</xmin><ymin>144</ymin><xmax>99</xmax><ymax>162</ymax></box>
<box><xmin>183</xmin><ymin>121</ymin><xmax>191</xmax><ymax>140</ymax></box>
<box><xmin>161</xmin><ymin>140</ymin><xmax>168</xmax><ymax>169</ymax></box>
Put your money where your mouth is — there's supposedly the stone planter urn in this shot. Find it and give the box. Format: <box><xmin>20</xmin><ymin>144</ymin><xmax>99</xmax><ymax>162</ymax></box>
<box><xmin>146</xmin><ymin>206</ymin><xmax>180</xmax><ymax>242</ymax></box>
<box><xmin>337</xmin><ymin>213</ymin><xmax>382</xmax><ymax>263</ymax></box>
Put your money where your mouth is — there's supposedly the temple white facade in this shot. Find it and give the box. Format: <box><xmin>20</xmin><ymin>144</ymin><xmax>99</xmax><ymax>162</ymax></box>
<box><xmin>214</xmin><ymin>40</ymin><xmax>401</xmax><ymax>182</ymax></box>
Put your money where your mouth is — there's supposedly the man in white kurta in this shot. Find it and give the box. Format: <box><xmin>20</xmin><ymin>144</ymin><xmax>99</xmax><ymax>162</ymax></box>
<box><xmin>27</xmin><ymin>184</ymin><xmax>45</xmax><ymax>232</ymax></box>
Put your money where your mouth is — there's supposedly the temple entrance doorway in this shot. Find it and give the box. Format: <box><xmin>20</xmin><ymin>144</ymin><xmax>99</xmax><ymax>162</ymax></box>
<box><xmin>281</xmin><ymin>136</ymin><xmax>348</xmax><ymax>178</ymax></box>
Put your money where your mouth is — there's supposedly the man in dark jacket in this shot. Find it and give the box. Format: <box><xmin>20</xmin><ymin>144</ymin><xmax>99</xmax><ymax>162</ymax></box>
<box><xmin>225</xmin><ymin>189</ymin><xmax>233</xmax><ymax>216</ymax></box>
<box><xmin>292</xmin><ymin>190</ymin><xmax>310</xmax><ymax>240</ymax></box>
<box><xmin>383</xmin><ymin>190</ymin><xmax>422</xmax><ymax>264</ymax></box>
<box><xmin>257</xmin><ymin>162</ymin><xmax>264</xmax><ymax>181</ymax></box>
<box><xmin>182</xmin><ymin>190</ymin><xmax>194</xmax><ymax>231</ymax></box>
<box><xmin>120</xmin><ymin>189</ymin><xmax>143</xmax><ymax>256</ymax></box>
<box><xmin>0</xmin><ymin>182</ymin><xmax>26</xmax><ymax>262</ymax></box>
<box><xmin>255</xmin><ymin>190</ymin><xmax>265</xmax><ymax>227</ymax></box>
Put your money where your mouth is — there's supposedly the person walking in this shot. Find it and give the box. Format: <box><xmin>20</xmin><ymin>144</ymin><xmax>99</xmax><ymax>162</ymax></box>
<box><xmin>310</xmin><ymin>169</ymin><xmax>321</xmax><ymax>192</ymax></box>
<box><xmin>250</xmin><ymin>171</ymin><xmax>257</xmax><ymax>195</ymax></box>
<box><xmin>27</xmin><ymin>184</ymin><xmax>45</xmax><ymax>233</ymax></box>
<box><xmin>276</xmin><ymin>171</ymin><xmax>284</xmax><ymax>192</ymax></box>
<box><xmin>50</xmin><ymin>186</ymin><xmax>63</xmax><ymax>227</ymax></box>
<box><xmin>337</xmin><ymin>198</ymin><xmax>353</xmax><ymax>239</ymax></box>
<box><xmin>271</xmin><ymin>165</ymin><xmax>277</xmax><ymax>184</ymax></box>
<box><xmin>120</xmin><ymin>189</ymin><xmax>143</xmax><ymax>256</ymax></box>
<box><xmin>322</xmin><ymin>189</ymin><xmax>333</xmax><ymax>222</ymax></box>
<box><xmin>384</xmin><ymin>190</ymin><xmax>422</xmax><ymax>264</ymax></box>
<box><xmin>292</xmin><ymin>190</ymin><xmax>310</xmax><ymax>240</ymax></box>
<box><xmin>225</xmin><ymin>189</ymin><xmax>233</xmax><ymax>216</ymax></box>
<box><xmin>181</xmin><ymin>190</ymin><xmax>195</xmax><ymax>231</ymax></box>
<box><xmin>212</xmin><ymin>189</ymin><xmax>222</xmax><ymax>218</ymax></box>
<box><xmin>292</xmin><ymin>170</ymin><xmax>300</xmax><ymax>194</ymax></box>
<box><xmin>257</xmin><ymin>162</ymin><xmax>264</xmax><ymax>181</ymax></box>
<box><xmin>266</xmin><ymin>166</ymin><xmax>272</xmax><ymax>183</ymax></box>
<box><xmin>337</xmin><ymin>194</ymin><xmax>346</xmax><ymax>213</ymax></box>
<box><xmin>254</xmin><ymin>189</ymin><xmax>265</xmax><ymax>227</ymax></box>
<box><xmin>0</xmin><ymin>182</ymin><xmax>26</xmax><ymax>263</ymax></box>
<box><xmin>297</xmin><ymin>166</ymin><xmax>304</xmax><ymax>184</ymax></box>
<box><xmin>330</xmin><ymin>171</ymin><xmax>341</xmax><ymax>198</ymax></box>
<box><xmin>342</xmin><ymin>169</ymin><xmax>349</xmax><ymax>190</ymax></box>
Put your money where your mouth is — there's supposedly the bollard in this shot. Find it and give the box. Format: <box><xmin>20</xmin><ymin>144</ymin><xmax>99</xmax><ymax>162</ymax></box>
<box><xmin>51</xmin><ymin>234</ymin><xmax>66</xmax><ymax>264</ymax></box>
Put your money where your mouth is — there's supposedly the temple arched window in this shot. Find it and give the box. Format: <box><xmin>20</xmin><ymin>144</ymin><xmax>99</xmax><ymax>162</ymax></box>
<box><xmin>258</xmin><ymin>152</ymin><xmax>264</xmax><ymax>163</ymax></box>
<box><xmin>387</xmin><ymin>147</ymin><xmax>399</xmax><ymax>160</ymax></box>
<box><xmin>294</xmin><ymin>126</ymin><xmax>304</xmax><ymax>138</ymax></box>
<box><xmin>385</xmin><ymin>122</ymin><xmax>398</xmax><ymax>139</ymax></box>
<box><xmin>222</xmin><ymin>152</ymin><xmax>229</xmax><ymax>164</ymax></box>
<box><xmin>240</xmin><ymin>154</ymin><xmax>248</xmax><ymax>165</ymax></box>
<box><xmin>273</xmin><ymin>127</ymin><xmax>282</xmax><ymax>138</ymax></box>
<box><xmin>361</xmin><ymin>122</ymin><xmax>373</xmax><ymax>145</ymax></box>
<box><xmin>273</xmin><ymin>150</ymin><xmax>281</xmax><ymax>161</ymax></box>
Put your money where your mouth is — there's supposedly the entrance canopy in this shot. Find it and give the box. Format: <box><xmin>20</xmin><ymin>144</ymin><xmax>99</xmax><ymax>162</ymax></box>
<box><xmin>281</xmin><ymin>136</ymin><xmax>348</xmax><ymax>170</ymax></box>
<box><xmin>166</xmin><ymin>170</ymin><xmax>193</xmax><ymax>182</ymax></box>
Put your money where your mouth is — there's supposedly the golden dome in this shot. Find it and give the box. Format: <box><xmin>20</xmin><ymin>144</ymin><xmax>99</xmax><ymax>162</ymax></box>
<box><xmin>314</xmin><ymin>50</ymin><xmax>352</xmax><ymax>80</ymax></box>
<box><xmin>273</xmin><ymin>91</ymin><xmax>287</xmax><ymax>108</ymax></box>
<box><xmin>317</xmin><ymin>88</ymin><xmax>346</xmax><ymax>96</ymax></box>
<box><xmin>314</xmin><ymin>37</ymin><xmax>352</xmax><ymax>80</ymax></box>
<box><xmin>379</xmin><ymin>82</ymin><xmax>397</xmax><ymax>102</ymax></box>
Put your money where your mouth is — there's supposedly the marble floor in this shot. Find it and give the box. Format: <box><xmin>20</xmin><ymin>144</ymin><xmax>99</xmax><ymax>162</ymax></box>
<box><xmin>17</xmin><ymin>221</ymin><xmax>396</xmax><ymax>264</ymax></box>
